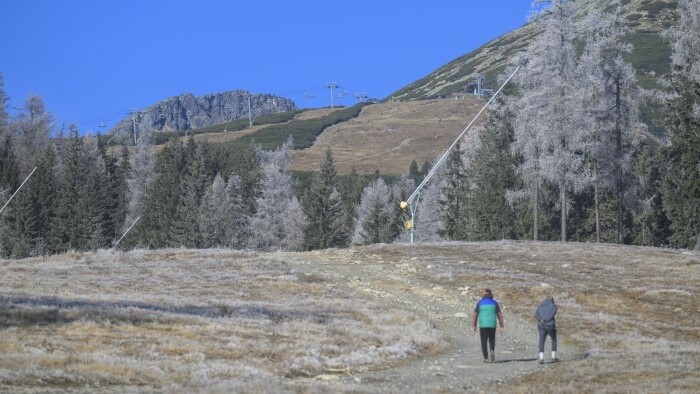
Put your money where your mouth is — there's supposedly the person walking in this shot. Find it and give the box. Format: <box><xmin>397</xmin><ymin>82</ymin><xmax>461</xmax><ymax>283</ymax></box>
<box><xmin>471</xmin><ymin>288</ymin><xmax>505</xmax><ymax>363</ymax></box>
<box><xmin>535</xmin><ymin>296</ymin><xmax>558</xmax><ymax>364</ymax></box>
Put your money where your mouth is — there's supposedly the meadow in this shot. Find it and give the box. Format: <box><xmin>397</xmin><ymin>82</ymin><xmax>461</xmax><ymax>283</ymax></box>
<box><xmin>1</xmin><ymin>242</ymin><xmax>698</xmax><ymax>392</ymax></box>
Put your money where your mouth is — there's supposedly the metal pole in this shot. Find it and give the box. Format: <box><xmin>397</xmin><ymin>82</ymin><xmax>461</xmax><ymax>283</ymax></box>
<box><xmin>112</xmin><ymin>216</ymin><xmax>140</xmax><ymax>249</ymax></box>
<box><xmin>0</xmin><ymin>167</ymin><xmax>37</xmax><ymax>215</ymax></box>
<box><xmin>326</xmin><ymin>82</ymin><xmax>339</xmax><ymax>108</ymax></box>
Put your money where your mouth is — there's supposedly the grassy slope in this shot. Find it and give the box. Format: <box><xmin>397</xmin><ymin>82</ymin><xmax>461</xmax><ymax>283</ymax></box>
<box><xmin>119</xmin><ymin>2</ymin><xmax>677</xmax><ymax>176</ymax></box>
<box><xmin>1</xmin><ymin>242</ymin><xmax>698</xmax><ymax>391</ymax></box>
<box><xmin>389</xmin><ymin>0</ymin><xmax>676</xmax><ymax>101</ymax></box>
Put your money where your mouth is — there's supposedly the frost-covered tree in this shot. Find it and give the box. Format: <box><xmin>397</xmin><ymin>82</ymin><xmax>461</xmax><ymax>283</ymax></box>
<box><xmin>119</xmin><ymin>138</ymin><xmax>154</xmax><ymax>249</ymax></box>
<box><xmin>199</xmin><ymin>174</ymin><xmax>230</xmax><ymax>248</ymax></box>
<box><xmin>438</xmin><ymin>143</ymin><xmax>469</xmax><ymax>240</ymax></box>
<box><xmin>0</xmin><ymin>74</ymin><xmax>10</xmax><ymax>136</ymax></box>
<box><xmin>11</xmin><ymin>95</ymin><xmax>53</xmax><ymax>174</ymax></box>
<box><xmin>391</xmin><ymin>175</ymin><xmax>416</xmax><ymax>241</ymax></box>
<box><xmin>352</xmin><ymin>178</ymin><xmax>394</xmax><ymax>245</ymax></box>
<box><xmin>578</xmin><ymin>1</ymin><xmax>646</xmax><ymax>243</ymax></box>
<box><xmin>510</xmin><ymin>0</ymin><xmax>589</xmax><ymax>242</ymax></box>
<box><xmin>249</xmin><ymin>139</ymin><xmax>306</xmax><ymax>251</ymax></box>
<box><xmin>661</xmin><ymin>0</ymin><xmax>700</xmax><ymax>249</ymax></box>
<box><xmin>413</xmin><ymin>158</ymin><xmax>447</xmax><ymax>242</ymax></box>
<box><xmin>238</xmin><ymin>139</ymin><xmax>263</xmax><ymax>218</ymax></box>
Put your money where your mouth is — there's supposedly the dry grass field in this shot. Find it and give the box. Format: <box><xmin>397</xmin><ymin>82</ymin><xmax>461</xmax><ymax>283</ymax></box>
<box><xmin>1</xmin><ymin>242</ymin><xmax>698</xmax><ymax>392</ymax></box>
<box><xmin>111</xmin><ymin>98</ymin><xmax>483</xmax><ymax>176</ymax></box>
<box><xmin>289</xmin><ymin>98</ymin><xmax>484</xmax><ymax>175</ymax></box>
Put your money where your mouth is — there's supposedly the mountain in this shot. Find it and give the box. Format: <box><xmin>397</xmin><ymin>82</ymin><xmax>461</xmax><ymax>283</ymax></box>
<box><xmin>123</xmin><ymin>0</ymin><xmax>680</xmax><ymax>175</ymax></box>
<box><xmin>389</xmin><ymin>0</ymin><xmax>677</xmax><ymax>100</ymax></box>
<box><xmin>108</xmin><ymin>90</ymin><xmax>296</xmax><ymax>140</ymax></box>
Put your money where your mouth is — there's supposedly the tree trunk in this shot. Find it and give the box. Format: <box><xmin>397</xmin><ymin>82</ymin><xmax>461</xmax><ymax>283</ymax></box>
<box><xmin>560</xmin><ymin>179</ymin><xmax>567</xmax><ymax>242</ymax></box>
<box><xmin>594</xmin><ymin>161</ymin><xmax>600</xmax><ymax>243</ymax></box>
<box><xmin>615</xmin><ymin>78</ymin><xmax>624</xmax><ymax>244</ymax></box>
<box><xmin>533</xmin><ymin>176</ymin><xmax>539</xmax><ymax>241</ymax></box>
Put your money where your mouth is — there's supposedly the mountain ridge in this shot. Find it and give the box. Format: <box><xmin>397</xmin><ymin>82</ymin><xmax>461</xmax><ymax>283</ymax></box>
<box><xmin>108</xmin><ymin>90</ymin><xmax>296</xmax><ymax>143</ymax></box>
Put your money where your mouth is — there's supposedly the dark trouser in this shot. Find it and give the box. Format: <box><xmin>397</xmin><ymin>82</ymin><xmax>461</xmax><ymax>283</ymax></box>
<box><xmin>479</xmin><ymin>327</ymin><xmax>496</xmax><ymax>359</ymax></box>
<box><xmin>538</xmin><ymin>326</ymin><xmax>557</xmax><ymax>353</ymax></box>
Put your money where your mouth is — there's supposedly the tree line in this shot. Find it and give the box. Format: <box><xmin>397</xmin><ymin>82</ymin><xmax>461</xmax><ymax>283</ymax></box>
<box><xmin>0</xmin><ymin>0</ymin><xmax>697</xmax><ymax>257</ymax></box>
<box><xmin>412</xmin><ymin>0</ymin><xmax>699</xmax><ymax>250</ymax></box>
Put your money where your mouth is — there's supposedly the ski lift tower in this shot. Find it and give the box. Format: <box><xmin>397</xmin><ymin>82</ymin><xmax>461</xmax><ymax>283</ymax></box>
<box><xmin>400</xmin><ymin>67</ymin><xmax>519</xmax><ymax>243</ymax></box>
<box><xmin>326</xmin><ymin>82</ymin><xmax>339</xmax><ymax>108</ymax></box>
<box><xmin>475</xmin><ymin>74</ymin><xmax>485</xmax><ymax>97</ymax></box>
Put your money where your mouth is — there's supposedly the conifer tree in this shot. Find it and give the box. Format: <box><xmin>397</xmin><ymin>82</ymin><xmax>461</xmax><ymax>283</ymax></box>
<box><xmin>352</xmin><ymin>178</ymin><xmax>394</xmax><ymax>245</ymax></box>
<box><xmin>249</xmin><ymin>138</ymin><xmax>306</xmax><ymax>251</ymax></box>
<box><xmin>12</xmin><ymin>95</ymin><xmax>53</xmax><ymax>175</ymax></box>
<box><xmin>172</xmin><ymin>140</ymin><xmax>209</xmax><ymax>247</ymax></box>
<box><xmin>578</xmin><ymin>1</ymin><xmax>646</xmax><ymax>244</ymax></box>
<box><xmin>198</xmin><ymin>174</ymin><xmax>230</xmax><ymax>248</ymax></box>
<box><xmin>632</xmin><ymin>143</ymin><xmax>671</xmax><ymax>246</ymax></box>
<box><xmin>0</xmin><ymin>74</ymin><xmax>9</xmax><ymax>133</ymax></box>
<box><xmin>76</xmin><ymin>135</ymin><xmax>110</xmax><ymax>250</ymax></box>
<box><xmin>50</xmin><ymin>125</ymin><xmax>94</xmax><ymax>251</ymax></box>
<box><xmin>140</xmin><ymin>140</ymin><xmax>187</xmax><ymax>248</ymax></box>
<box><xmin>661</xmin><ymin>0</ymin><xmax>700</xmax><ymax>249</ymax></box>
<box><xmin>438</xmin><ymin>143</ymin><xmax>469</xmax><ymax>240</ymax></box>
<box><xmin>29</xmin><ymin>144</ymin><xmax>59</xmax><ymax>254</ymax></box>
<box><xmin>224</xmin><ymin>175</ymin><xmax>248</xmax><ymax>248</ymax></box>
<box><xmin>510</xmin><ymin>0</ymin><xmax>589</xmax><ymax>242</ymax></box>
<box><xmin>391</xmin><ymin>175</ymin><xmax>416</xmax><ymax>241</ymax></box>
<box><xmin>414</xmin><ymin>157</ymin><xmax>447</xmax><ymax>242</ymax></box>
<box><xmin>121</xmin><ymin>140</ymin><xmax>154</xmax><ymax>249</ymax></box>
<box><xmin>469</xmin><ymin>98</ymin><xmax>526</xmax><ymax>240</ymax></box>
<box><xmin>303</xmin><ymin>147</ymin><xmax>349</xmax><ymax>250</ymax></box>
<box><xmin>0</xmin><ymin>135</ymin><xmax>19</xmax><ymax>191</ymax></box>
<box><xmin>238</xmin><ymin>139</ymin><xmax>263</xmax><ymax>217</ymax></box>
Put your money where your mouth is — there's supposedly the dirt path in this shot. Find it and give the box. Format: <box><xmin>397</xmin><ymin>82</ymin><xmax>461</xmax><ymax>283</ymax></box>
<box><xmin>282</xmin><ymin>249</ymin><xmax>575</xmax><ymax>392</ymax></box>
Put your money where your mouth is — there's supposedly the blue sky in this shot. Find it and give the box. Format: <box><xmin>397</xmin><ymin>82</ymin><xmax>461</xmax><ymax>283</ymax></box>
<box><xmin>1</xmin><ymin>1</ymin><xmax>532</xmax><ymax>133</ymax></box>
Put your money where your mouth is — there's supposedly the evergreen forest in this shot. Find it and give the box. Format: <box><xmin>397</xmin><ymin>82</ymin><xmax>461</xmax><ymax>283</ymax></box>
<box><xmin>0</xmin><ymin>0</ymin><xmax>698</xmax><ymax>258</ymax></box>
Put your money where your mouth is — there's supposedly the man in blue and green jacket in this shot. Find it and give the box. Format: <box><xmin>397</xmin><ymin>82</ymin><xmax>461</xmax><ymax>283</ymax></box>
<box><xmin>471</xmin><ymin>288</ymin><xmax>505</xmax><ymax>362</ymax></box>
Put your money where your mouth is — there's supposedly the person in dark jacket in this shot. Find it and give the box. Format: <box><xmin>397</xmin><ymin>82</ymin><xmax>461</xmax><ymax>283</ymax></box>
<box><xmin>535</xmin><ymin>296</ymin><xmax>558</xmax><ymax>364</ymax></box>
<box><xmin>471</xmin><ymin>288</ymin><xmax>505</xmax><ymax>363</ymax></box>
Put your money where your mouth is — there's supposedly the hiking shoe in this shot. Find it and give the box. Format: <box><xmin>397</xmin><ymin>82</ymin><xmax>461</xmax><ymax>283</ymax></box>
<box><xmin>551</xmin><ymin>357</ymin><xmax>559</xmax><ymax>363</ymax></box>
<box><xmin>538</xmin><ymin>358</ymin><xmax>544</xmax><ymax>365</ymax></box>
<box><xmin>483</xmin><ymin>358</ymin><xmax>490</xmax><ymax>363</ymax></box>
<box><xmin>489</xmin><ymin>353</ymin><xmax>495</xmax><ymax>362</ymax></box>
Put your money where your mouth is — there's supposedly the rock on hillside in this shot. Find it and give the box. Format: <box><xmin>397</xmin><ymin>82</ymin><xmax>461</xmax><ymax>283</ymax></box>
<box><xmin>109</xmin><ymin>90</ymin><xmax>296</xmax><ymax>136</ymax></box>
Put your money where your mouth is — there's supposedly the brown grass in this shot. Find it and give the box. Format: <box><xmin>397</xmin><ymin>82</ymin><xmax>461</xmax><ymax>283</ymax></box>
<box><xmin>361</xmin><ymin>241</ymin><xmax>700</xmax><ymax>392</ymax></box>
<box><xmin>2</xmin><ymin>242</ymin><xmax>697</xmax><ymax>392</ymax></box>
<box><xmin>107</xmin><ymin>98</ymin><xmax>484</xmax><ymax>176</ymax></box>
<box><xmin>290</xmin><ymin>98</ymin><xmax>485</xmax><ymax>175</ymax></box>
<box><xmin>0</xmin><ymin>248</ymin><xmax>446</xmax><ymax>391</ymax></box>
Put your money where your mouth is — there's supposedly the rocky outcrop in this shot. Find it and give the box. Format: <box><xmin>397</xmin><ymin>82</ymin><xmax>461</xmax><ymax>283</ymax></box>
<box><xmin>109</xmin><ymin>90</ymin><xmax>296</xmax><ymax>136</ymax></box>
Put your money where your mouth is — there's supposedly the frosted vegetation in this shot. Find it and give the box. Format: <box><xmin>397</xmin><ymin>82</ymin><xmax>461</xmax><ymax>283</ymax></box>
<box><xmin>0</xmin><ymin>249</ymin><xmax>446</xmax><ymax>389</ymax></box>
<box><xmin>0</xmin><ymin>0</ymin><xmax>697</xmax><ymax>257</ymax></box>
